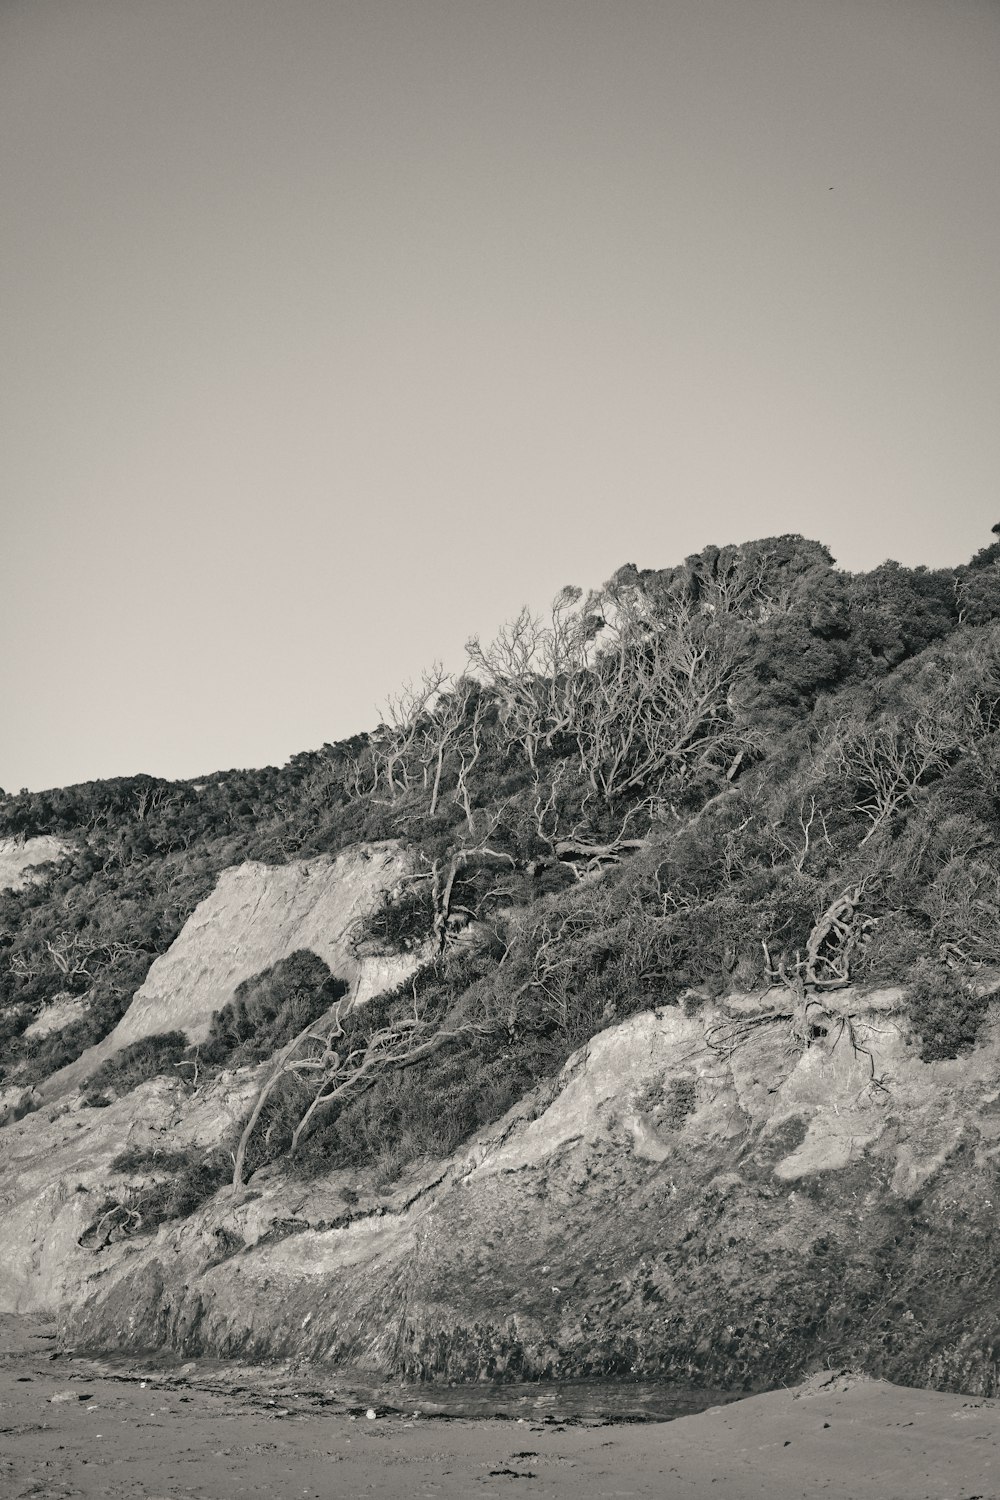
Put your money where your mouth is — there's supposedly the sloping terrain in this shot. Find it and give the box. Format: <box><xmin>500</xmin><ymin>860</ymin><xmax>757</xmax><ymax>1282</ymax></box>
<box><xmin>0</xmin><ymin>835</ymin><xmax>70</xmax><ymax>891</ymax></box>
<box><xmin>39</xmin><ymin>842</ymin><xmax>420</xmax><ymax>1098</ymax></box>
<box><xmin>4</xmin><ymin>978</ymin><xmax>999</xmax><ymax>1397</ymax></box>
<box><xmin>4</xmin><ymin>532</ymin><xmax>1000</xmax><ymax>1397</ymax></box>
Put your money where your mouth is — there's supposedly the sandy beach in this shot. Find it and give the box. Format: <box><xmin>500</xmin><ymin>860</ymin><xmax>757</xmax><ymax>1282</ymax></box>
<box><xmin>1</xmin><ymin>1317</ymin><xmax>997</xmax><ymax>1499</ymax></box>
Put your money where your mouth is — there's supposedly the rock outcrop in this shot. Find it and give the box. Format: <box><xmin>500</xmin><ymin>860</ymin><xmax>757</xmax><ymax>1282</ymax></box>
<box><xmin>0</xmin><ymin>836</ymin><xmax>70</xmax><ymax>892</ymax></box>
<box><xmin>6</xmin><ymin>974</ymin><xmax>1000</xmax><ymax>1397</ymax></box>
<box><xmin>22</xmin><ymin>994</ymin><xmax>90</xmax><ymax>1041</ymax></box>
<box><xmin>39</xmin><ymin>842</ymin><xmax>421</xmax><ymax>1098</ymax></box>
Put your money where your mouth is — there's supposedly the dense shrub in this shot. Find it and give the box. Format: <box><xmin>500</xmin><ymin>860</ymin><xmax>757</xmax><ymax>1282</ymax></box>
<box><xmin>104</xmin><ymin>1145</ymin><xmax>232</xmax><ymax>1231</ymax></box>
<box><xmin>360</xmin><ymin>883</ymin><xmax>437</xmax><ymax>952</ymax></box>
<box><xmin>907</xmin><ymin>962</ymin><xmax>991</xmax><ymax>1062</ymax></box>
<box><xmin>87</xmin><ymin>1031</ymin><xmax>190</xmax><ymax>1096</ymax></box>
<box><xmin>288</xmin><ymin>1026</ymin><xmax>553</xmax><ymax>1184</ymax></box>
<box><xmin>198</xmin><ymin>950</ymin><xmax>346</xmax><ymax>1070</ymax></box>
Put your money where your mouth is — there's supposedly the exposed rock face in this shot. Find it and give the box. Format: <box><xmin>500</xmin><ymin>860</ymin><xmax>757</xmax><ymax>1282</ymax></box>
<box><xmin>8</xmin><ymin>981</ymin><xmax>1000</xmax><ymax>1396</ymax></box>
<box><xmin>0</xmin><ymin>1072</ymin><xmax>258</xmax><ymax>1314</ymax></box>
<box><xmin>0</xmin><ymin>836</ymin><xmax>70</xmax><ymax>892</ymax></box>
<box><xmin>40</xmin><ymin>843</ymin><xmax>421</xmax><ymax>1098</ymax></box>
<box><xmin>23</xmin><ymin>994</ymin><xmax>89</xmax><ymax>1041</ymax></box>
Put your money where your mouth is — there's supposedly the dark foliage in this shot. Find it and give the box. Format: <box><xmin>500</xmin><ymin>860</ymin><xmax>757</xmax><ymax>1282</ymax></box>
<box><xmin>199</xmin><ymin>950</ymin><xmax>346</xmax><ymax>1070</ymax></box>
<box><xmin>87</xmin><ymin>1032</ymin><xmax>190</xmax><ymax>1096</ymax></box>
<box><xmin>104</xmin><ymin>1145</ymin><xmax>232</xmax><ymax>1232</ymax></box>
<box><xmin>907</xmin><ymin>961</ymin><xmax>991</xmax><ymax>1062</ymax></box>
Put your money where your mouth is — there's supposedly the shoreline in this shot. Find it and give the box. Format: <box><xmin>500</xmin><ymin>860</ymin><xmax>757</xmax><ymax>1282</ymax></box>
<box><xmin>3</xmin><ymin>1316</ymin><xmax>999</xmax><ymax>1497</ymax></box>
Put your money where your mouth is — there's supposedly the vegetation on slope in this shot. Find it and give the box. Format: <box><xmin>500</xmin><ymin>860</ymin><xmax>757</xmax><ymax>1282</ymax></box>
<box><xmin>3</xmin><ymin>530</ymin><xmax>1000</xmax><ymax>1196</ymax></box>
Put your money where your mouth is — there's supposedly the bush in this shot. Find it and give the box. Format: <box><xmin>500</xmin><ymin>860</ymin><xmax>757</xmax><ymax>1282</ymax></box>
<box><xmin>359</xmin><ymin>883</ymin><xmax>437</xmax><ymax>952</ymax></box>
<box><xmin>107</xmin><ymin>1144</ymin><xmax>232</xmax><ymax>1230</ymax></box>
<box><xmin>289</xmin><ymin>1032</ymin><xmax>545</xmax><ymax>1183</ymax></box>
<box><xmin>661</xmin><ymin>1076</ymin><xmax>699</xmax><ymax>1127</ymax></box>
<box><xmin>907</xmin><ymin>961</ymin><xmax>991</xmax><ymax>1062</ymax></box>
<box><xmin>200</xmin><ymin>950</ymin><xmax>346</xmax><ymax>1069</ymax></box>
<box><xmin>87</xmin><ymin>1031</ymin><xmax>190</xmax><ymax>1096</ymax></box>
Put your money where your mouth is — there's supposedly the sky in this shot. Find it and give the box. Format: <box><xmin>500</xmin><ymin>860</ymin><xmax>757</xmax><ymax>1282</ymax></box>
<box><xmin>2</xmin><ymin>0</ymin><xmax>999</xmax><ymax>793</ymax></box>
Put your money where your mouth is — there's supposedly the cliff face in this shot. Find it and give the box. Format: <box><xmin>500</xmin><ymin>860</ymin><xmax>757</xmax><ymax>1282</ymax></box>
<box><xmin>5</xmin><ymin>538</ymin><xmax>998</xmax><ymax>1401</ymax></box>
<box><xmin>39</xmin><ymin>842</ymin><xmax>421</xmax><ymax>1099</ymax></box>
<box><xmin>0</xmin><ymin>841</ymin><xmax>428</xmax><ymax>1304</ymax></box>
<box><xmin>7</xmin><ymin>970</ymin><xmax>1000</xmax><ymax>1396</ymax></box>
<box><xmin>0</xmin><ymin>836</ymin><xmax>70</xmax><ymax>892</ymax></box>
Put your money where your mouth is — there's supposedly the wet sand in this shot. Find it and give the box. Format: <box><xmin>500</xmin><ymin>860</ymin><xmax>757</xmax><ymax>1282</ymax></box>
<box><xmin>2</xmin><ymin>1316</ymin><xmax>998</xmax><ymax>1499</ymax></box>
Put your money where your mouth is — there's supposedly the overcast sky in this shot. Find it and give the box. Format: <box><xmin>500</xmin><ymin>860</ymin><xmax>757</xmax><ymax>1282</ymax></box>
<box><xmin>2</xmin><ymin>0</ymin><xmax>999</xmax><ymax>792</ymax></box>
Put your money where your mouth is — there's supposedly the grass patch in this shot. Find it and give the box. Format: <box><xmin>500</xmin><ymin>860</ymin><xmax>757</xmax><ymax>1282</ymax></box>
<box><xmin>107</xmin><ymin>1144</ymin><xmax>232</xmax><ymax>1230</ymax></box>
<box><xmin>87</xmin><ymin>1031</ymin><xmax>189</xmax><ymax>1095</ymax></box>
<box><xmin>908</xmin><ymin>961</ymin><xmax>991</xmax><ymax>1062</ymax></box>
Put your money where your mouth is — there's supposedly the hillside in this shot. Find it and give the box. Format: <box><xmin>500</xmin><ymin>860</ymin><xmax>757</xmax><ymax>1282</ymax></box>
<box><xmin>3</xmin><ymin>531</ymin><xmax>1000</xmax><ymax>1392</ymax></box>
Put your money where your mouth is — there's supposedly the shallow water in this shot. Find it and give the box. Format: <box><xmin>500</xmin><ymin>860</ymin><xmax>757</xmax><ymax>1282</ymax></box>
<box><xmin>78</xmin><ymin>1346</ymin><xmax>745</xmax><ymax>1424</ymax></box>
<box><xmin>353</xmin><ymin>1377</ymin><xmax>745</xmax><ymax>1423</ymax></box>
<box><xmin>22</xmin><ymin>1311</ymin><xmax>745</xmax><ymax>1427</ymax></box>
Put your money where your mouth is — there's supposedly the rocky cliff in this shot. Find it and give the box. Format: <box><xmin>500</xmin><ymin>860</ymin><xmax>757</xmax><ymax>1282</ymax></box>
<box><xmin>5</xmin><ymin>536</ymin><xmax>1000</xmax><ymax>1399</ymax></box>
<box><xmin>6</xmin><ymin>961</ymin><xmax>1000</xmax><ymax>1397</ymax></box>
<box><xmin>39</xmin><ymin>842</ymin><xmax>421</xmax><ymax>1099</ymax></box>
<box><xmin>0</xmin><ymin>835</ymin><xmax>70</xmax><ymax>892</ymax></box>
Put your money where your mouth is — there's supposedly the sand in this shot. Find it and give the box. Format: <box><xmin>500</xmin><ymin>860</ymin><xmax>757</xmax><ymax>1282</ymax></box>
<box><xmin>2</xmin><ymin>1317</ymin><xmax>998</xmax><ymax>1499</ymax></box>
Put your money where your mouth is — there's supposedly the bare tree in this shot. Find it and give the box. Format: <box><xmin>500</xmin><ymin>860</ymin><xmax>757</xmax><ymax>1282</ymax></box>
<box><xmin>132</xmin><ymin>784</ymin><xmax>172</xmax><ymax>823</ymax></box>
<box><xmin>573</xmin><ymin>584</ymin><xmax>742</xmax><ymax>802</ymax></box>
<box><xmin>836</xmin><ymin>715</ymin><xmax>959</xmax><ymax>844</ymax></box>
<box><xmin>370</xmin><ymin>663</ymin><xmax>449</xmax><ymax>798</ymax></box>
<box><xmin>466</xmin><ymin>587</ymin><xmax>602</xmax><ymax>769</ymax></box>
<box><xmin>7</xmin><ymin>930</ymin><xmax>143</xmax><ymax>984</ymax></box>
<box><xmin>453</xmin><ymin>691</ymin><xmax>488</xmax><ymax>833</ymax></box>
<box><xmin>427</xmin><ymin>817</ymin><xmax>517</xmax><ymax>950</ymax></box>
<box><xmin>343</xmin><ymin>746</ymin><xmax>378</xmax><ymax>801</ymax></box>
<box><xmin>921</xmin><ymin>856</ymin><xmax>1000</xmax><ymax>970</ymax></box>
<box><xmin>415</xmin><ymin>677</ymin><xmax>483</xmax><ymax>818</ymax></box>
<box><xmin>708</xmin><ymin>886</ymin><xmax>883</xmax><ymax>1090</ymax></box>
<box><xmin>771</xmin><ymin>794</ymin><xmax>832</xmax><ymax>874</ymax></box>
<box><xmin>231</xmin><ymin>987</ymin><xmax>470</xmax><ymax>1192</ymax></box>
<box><xmin>545</xmin><ymin>791</ymin><xmax>649</xmax><ymax>877</ymax></box>
<box><xmin>466</xmin><ymin>607</ymin><xmax>547</xmax><ymax>769</ymax></box>
<box><xmin>477</xmin><ymin>902</ymin><xmax>604</xmax><ymax>1038</ymax></box>
<box><xmin>761</xmin><ymin>885</ymin><xmax>873</xmax><ymax>1000</ymax></box>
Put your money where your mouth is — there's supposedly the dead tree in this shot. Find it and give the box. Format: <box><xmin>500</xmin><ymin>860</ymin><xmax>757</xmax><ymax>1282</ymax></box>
<box><xmin>416</xmin><ymin>677</ymin><xmax>482</xmax><ymax>818</ymax></box>
<box><xmin>132</xmin><ymin>783</ymin><xmax>171</xmax><ymax>823</ymax></box>
<box><xmin>836</xmin><ymin>715</ymin><xmax>959</xmax><ymax>844</ymax></box>
<box><xmin>708</xmin><ymin>885</ymin><xmax>879</xmax><ymax>1059</ymax></box>
<box><xmin>528</xmin><ymin>766</ymin><xmax>651</xmax><ymax>879</ymax></box>
<box><xmin>467</xmin><ymin>607</ymin><xmax>548</xmax><ymax>769</ymax></box>
<box><xmin>466</xmin><ymin>587</ymin><xmax>601</xmax><ymax>770</ymax></box>
<box><xmin>9</xmin><ymin>930</ymin><xmax>115</xmax><ymax>984</ymax></box>
<box><xmin>370</xmin><ymin>663</ymin><xmax>449</xmax><ymax>798</ymax></box>
<box><xmin>343</xmin><ymin>746</ymin><xmax>378</xmax><ymax>800</ymax></box>
<box><xmin>574</xmin><ymin>586</ymin><xmax>742</xmax><ymax>802</ymax></box>
<box><xmin>467</xmin><ymin>577</ymin><xmax>745</xmax><ymax>802</ymax></box>
<box><xmin>802</xmin><ymin>886</ymin><xmax>873</xmax><ymax>988</ymax></box>
<box><xmin>429</xmin><ymin>839</ymin><xmax>516</xmax><ymax>951</ymax></box>
<box><xmin>453</xmin><ymin>692</ymin><xmax>488</xmax><ymax>834</ymax></box>
<box><xmin>761</xmin><ymin>886</ymin><xmax>868</xmax><ymax>994</ymax></box>
<box><xmin>531</xmin><ymin>764</ymin><xmax>569</xmax><ymax>849</ymax></box>
<box><xmin>772</xmin><ymin>794</ymin><xmax>831</xmax><ymax>874</ymax></box>
<box><xmin>479</xmin><ymin>904</ymin><xmax>603</xmax><ymax>1038</ymax></box>
<box><xmin>231</xmin><ymin>988</ymin><xmax>470</xmax><ymax>1192</ymax></box>
<box><xmin>553</xmin><ymin>834</ymin><xmax>646</xmax><ymax>876</ymax></box>
<box><xmin>707</xmin><ymin>886</ymin><xmax>886</xmax><ymax>1101</ymax></box>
